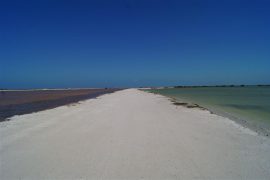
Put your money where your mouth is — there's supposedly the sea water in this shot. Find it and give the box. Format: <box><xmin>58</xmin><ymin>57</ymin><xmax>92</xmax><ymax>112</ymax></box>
<box><xmin>147</xmin><ymin>86</ymin><xmax>270</xmax><ymax>135</ymax></box>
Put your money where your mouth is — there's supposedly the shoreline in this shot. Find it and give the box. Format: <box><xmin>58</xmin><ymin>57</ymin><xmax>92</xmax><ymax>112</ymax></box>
<box><xmin>1</xmin><ymin>89</ymin><xmax>270</xmax><ymax>179</ymax></box>
<box><xmin>172</xmin><ymin>96</ymin><xmax>267</xmax><ymax>136</ymax></box>
<box><xmin>0</xmin><ymin>88</ymin><xmax>119</xmax><ymax>122</ymax></box>
<box><xmin>144</xmin><ymin>90</ymin><xmax>269</xmax><ymax>137</ymax></box>
<box><xmin>0</xmin><ymin>88</ymin><xmax>107</xmax><ymax>91</ymax></box>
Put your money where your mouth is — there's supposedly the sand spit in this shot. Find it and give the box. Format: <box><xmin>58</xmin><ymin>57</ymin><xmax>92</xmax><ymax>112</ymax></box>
<box><xmin>1</xmin><ymin>89</ymin><xmax>270</xmax><ymax>179</ymax></box>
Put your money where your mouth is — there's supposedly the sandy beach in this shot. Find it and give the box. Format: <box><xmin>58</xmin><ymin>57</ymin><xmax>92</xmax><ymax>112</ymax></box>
<box><xmin>1</xmin><ymin>89</ymin><xmax>270</xmax><ymax>179</ymax></box>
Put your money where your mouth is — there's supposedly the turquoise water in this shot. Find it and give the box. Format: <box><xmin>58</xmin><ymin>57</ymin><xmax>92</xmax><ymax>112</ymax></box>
<box><xmin>146</xmin><ymin>87</ymin><xmax>270</xmax><ymax>135</ymax></box>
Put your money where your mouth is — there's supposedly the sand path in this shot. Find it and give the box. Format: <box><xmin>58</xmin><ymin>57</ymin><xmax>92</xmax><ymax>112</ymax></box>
<box><xmin>1</xmin><ymin>89</ymin><xmax>270</xmax><ymax>179</ymax></box>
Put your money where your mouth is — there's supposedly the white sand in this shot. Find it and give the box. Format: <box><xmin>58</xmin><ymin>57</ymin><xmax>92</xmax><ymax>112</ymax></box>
<box><xmin>1</xmin><ymin>89</ymin><xmax>270</xmax><ymax>179</ymax></box>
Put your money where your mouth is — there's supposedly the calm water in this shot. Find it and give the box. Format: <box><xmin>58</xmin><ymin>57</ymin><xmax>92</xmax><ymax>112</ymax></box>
<box><xmin>0</xmin><ymin>89</ymin><xmax>119</xmax><ymax>122</ymax></box>
<box><xmin>147</xmin><ymin>87</ymin><xmax>270</xmax><ymax>134</ymax></box>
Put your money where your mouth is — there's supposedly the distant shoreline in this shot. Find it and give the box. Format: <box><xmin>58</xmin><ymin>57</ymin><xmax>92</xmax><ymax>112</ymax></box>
<box><xmin>0</xmin><ymin>88</ymin><xmax>111</xmax><ymax>91</ymax></box>
<box><xmin>151</xmin><ymin>85</ymin><xmax>270</xmax><ymax>89</ymax></box>
<box><xmin>173</xmin><ymin>84</ymin><xmax>270</xmax><ymax>88</ymax></box>
<box><xmin>1</xmin><ymin>84</ymin><xmax>270</xmax><ymax>91</ymax></box>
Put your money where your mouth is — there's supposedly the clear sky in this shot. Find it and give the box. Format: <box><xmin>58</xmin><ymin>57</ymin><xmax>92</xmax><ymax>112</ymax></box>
<box><xmin>1</xmin><ymin>0</ymin><xmax>270</xmax><ymax>88</ymax></box>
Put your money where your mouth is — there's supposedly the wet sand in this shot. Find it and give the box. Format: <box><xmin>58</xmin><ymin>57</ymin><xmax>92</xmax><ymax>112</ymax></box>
<box><xmin>0</xmin><ymin>88</ymin><xmax>119</xmax><ymax>122</ymax></box>
<box><xmin>1</xmin><ymin>89</ymin><xmax>270</xmax><ymax>179</ymax></box>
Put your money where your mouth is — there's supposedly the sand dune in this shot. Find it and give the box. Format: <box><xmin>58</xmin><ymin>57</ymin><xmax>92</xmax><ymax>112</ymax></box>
<box><xmin>1</xmin><ymin>89</ymin><xmax>270</xmax><ymax>179</ymax></box>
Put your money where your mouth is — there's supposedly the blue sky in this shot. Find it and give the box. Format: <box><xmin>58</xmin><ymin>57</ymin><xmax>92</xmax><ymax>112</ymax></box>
<box><xmin>1</xmin><ymin>0</ymin><xmax>270</xmax><ymax>88</ymax></box>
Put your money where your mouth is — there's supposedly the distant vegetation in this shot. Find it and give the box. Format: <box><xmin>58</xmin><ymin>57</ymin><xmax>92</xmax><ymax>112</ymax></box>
<box><xmin>173</xmin><ymin>85</ymin><xmax>270</xmax><ymax>88</ymax></box>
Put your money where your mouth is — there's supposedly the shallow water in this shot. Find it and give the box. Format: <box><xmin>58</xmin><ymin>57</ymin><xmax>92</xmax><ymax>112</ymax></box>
<box><xmin>0</xmin><ymin>89</ymin><xmax>119</xmax><ymax>121</ymax></box>
<box><xmin>147</xmin><ymin>86</ymin><xmax>270</xmax><ymax>135</ymax></box>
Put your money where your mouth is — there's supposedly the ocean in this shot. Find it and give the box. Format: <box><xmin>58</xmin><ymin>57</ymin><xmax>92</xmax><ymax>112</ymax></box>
<box><xmin>146</xmin><ymin>86</ymin><xmax>270</xmax><ymax>135</ymax></box>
